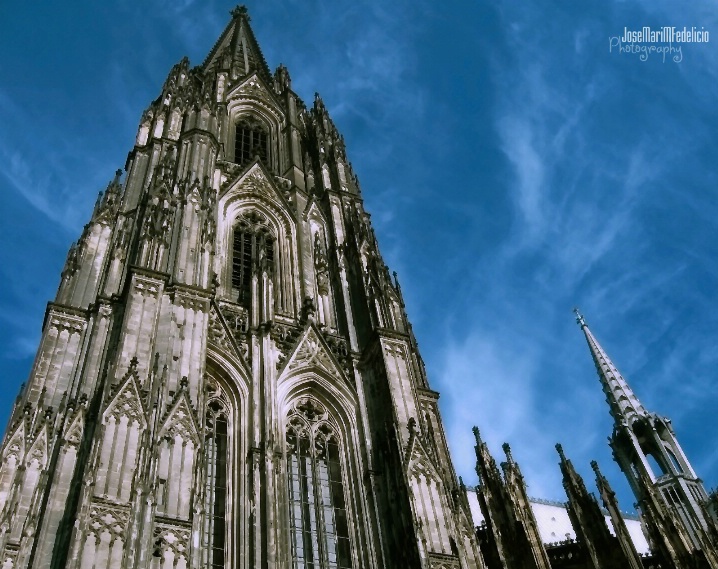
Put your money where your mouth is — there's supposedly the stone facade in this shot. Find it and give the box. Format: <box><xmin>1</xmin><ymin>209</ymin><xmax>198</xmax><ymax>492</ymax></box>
<box><xmin>2</xmin><ymin>6</ymin><xmax>718</xmax><ymax>569</ymax></box>
<box><xmin>0</xmin><ymin>7</ymin><xmax>480</xmax><ymax>569</ymax></box>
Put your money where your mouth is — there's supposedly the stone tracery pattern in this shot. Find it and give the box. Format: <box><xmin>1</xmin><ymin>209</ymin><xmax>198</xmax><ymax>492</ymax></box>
<box><xmin>285</xmin><ymin>398</ymin><xmax>352</xmax><ymax>569</ymax></box>
<box><xmin>0</xmin><ymin>7</ymin><xmax>488</xmax><ymax>569</ymax></box>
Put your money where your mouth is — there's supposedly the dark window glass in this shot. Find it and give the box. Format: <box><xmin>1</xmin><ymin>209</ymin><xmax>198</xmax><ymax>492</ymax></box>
<box><xmin>287</xmin><ymin>406</ymin><xmax>352</xmax><ymax>569</ymax></box>
<box><xmin>205</xmin><ymin>402</ymin><xmax>228</xmax><ymax>569</ymax></box>
<box><xmin>231</xmin><ymin>227</ymin><xmax>275</xmax><ymax>307</ymax></box>
<box><xmin>235</xmin><ymin>119</ymin><xmax>268</xmax><ymax>165</ymax></box>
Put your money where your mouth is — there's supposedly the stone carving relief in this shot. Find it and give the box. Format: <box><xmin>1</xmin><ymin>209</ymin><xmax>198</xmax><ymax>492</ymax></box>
<box><xmin>104</xmin><ymin>360</ymin><xmax>148</xmax><ymax>427</ymax></box>
<box><xmin>209</xmin><ymin>302</ymin><xmax>250</xmax><ymax>363</ymax></box>
<box><xmin>283</xmin><ymin>328</ymin><xmax>346</xmax><ymax>383</ymax></box>
<box><xmin>154</xmin><ymin>524</ymin><xmax>191</xmax><ymax>561</ymax></box>
<box><xmin>427</xmin><ymin>553</ymin><xmax>461</xmax><ymax>569</ymax></box>
<box><xmin>159</xmin><ymin>388</ymin><xmax>200</xmax><ymax>445</ymax></box>
<box><xmin>87</xmin><ymin>503</ymin><xmax>130</xmax><ymax>540</ymax></box>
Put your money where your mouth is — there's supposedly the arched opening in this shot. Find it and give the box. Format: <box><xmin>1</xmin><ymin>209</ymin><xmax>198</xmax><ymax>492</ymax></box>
<box><xmin>204</xmin><ymin>400</ymin><xmax>228</xmax><ymax>569</ymax></box>
<box><xmin>234</xmin><ymin>116</ymin><xmax>268</xmax><ymax>166</ymax></box>
<box><xmin>286</xmin><ymin>397</ymin><xmax>352</xmax><ymax>569</ymax></box>
<box><xmin>231</xmin><ymin>210</ymin><xmax>275</xmax><ymax>309</ymax></box>
<box><xmin>201</xmin><ymin>352</ymin><xmax>250</xmax><ymax>569</ymax></box>
<box><xmin>666</xmin><ymin>448</ymin><xmax>684</xmax><ymax>474</ymax></box>
<box><xmin>644</xmin><ymin>451</ymin><xmax>667</xmax><ymax>477</ymax></box>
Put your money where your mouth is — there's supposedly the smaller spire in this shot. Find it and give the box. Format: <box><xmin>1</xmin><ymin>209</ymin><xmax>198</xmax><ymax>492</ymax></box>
<box><xmin>574</xmin><ymin>310</ymin><xmax>647</xmax><ymax>425</ymax></box>
<box><xmin>502</xmin><ymin>442</ymin><xmax>514</xmax><ymax>464</ymax></box>
<box><xmin>472</xmin><ymin>426</ymin><xmax>482</xmax><ymax>445</ymax></box>
<box><xmin>230</xmin><ymin>5</ymin><xmax>249</xmax><ymax>20</ymax></box>
<box><xmin>555</xmin><ymin>443</ymin><xmax>567</xmax><ymax>462</ymax></box>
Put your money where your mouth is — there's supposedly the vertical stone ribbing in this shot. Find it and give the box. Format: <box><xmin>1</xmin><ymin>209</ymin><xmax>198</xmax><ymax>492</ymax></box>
<box><xmin>0</xmin><ymin>7</ymin><xmax>486</xmax><ymax>569</ymax></box>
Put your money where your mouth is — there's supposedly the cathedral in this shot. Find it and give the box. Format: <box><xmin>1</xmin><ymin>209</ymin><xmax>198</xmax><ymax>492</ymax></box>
<box><xmin>0</xmin><ymin>6</ymin><xmax>716</xmax><ymax>569</ymax></box>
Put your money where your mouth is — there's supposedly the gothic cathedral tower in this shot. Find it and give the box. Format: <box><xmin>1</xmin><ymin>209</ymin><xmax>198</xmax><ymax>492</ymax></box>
<box><xmin>574</xmin><ymin>310</ymin><xmax>716</xmax><ymax>559</ymax></box>
<box><xmin>0</xmin><ymin>7</ymin><xmax>482</xmax><ymax>569</ymax></box>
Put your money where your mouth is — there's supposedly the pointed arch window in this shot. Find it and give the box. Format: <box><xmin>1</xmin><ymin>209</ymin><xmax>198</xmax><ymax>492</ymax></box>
<box><xmin>286</xmin><ymin>398</ymin><xmax>352</xmax><ymax>569</ymax></box>
<box><xmin>204</xmin><ymin>400</ymin><xmax>228</xmax><ymax>569</ymax></box>
<box><xmin>231</xmin><ymin>211</ymin><xmax>275</xmax><ymax>308</ymax></box>
<box><xmin>235</xmin><ymin>116</ymin><xmax>268</xmax><ymax>166</ymax></box>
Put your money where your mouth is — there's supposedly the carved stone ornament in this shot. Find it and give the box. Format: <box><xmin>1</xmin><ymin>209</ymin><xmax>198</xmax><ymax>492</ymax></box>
<box><xmin>427</xmin><ymin>553</ymin><xmax>461</xmax><ymax>569</ymax></box>
<box><xmin>87</xmin><ymin>503</ymin><xmax>130</xmax><ymax>539</ymax></box>
<box><xmin>284</xmin><ymin>327</ymin><xmax>343</xmax><ymax>380</ymax></box>
<box><xmin>103</xmin><ymin>363</ymin><xmax>148</xmax><ymax>427</ymax></box>
<box><xmin>210</xmin><ymin>302</ymin><xmax>250</xmax><ymax>362</ymax></box>
<box><xmin>154</xmin><ymin>524</ymin><xmax>191</xmax><ymax>558</ymax></box>
<box><xmin>48</xmin><ymin>310</ymin><xmax>86</xmax><ymax>336</ymax></box>
<box><xmin>242</xmin><ymin>168</ymin><xmax>276</xmax><ymax>200</ymax></box>
<box><xmin>132</xmin><ymin>275</ymin><xmax>163</xmax><ymax>298</ymax></box>
<box><xmin>158</xmin><ymin>392</ymin><xmax>200</xmax><ymax>445</ymax></box>
<box><xmin>236</xmin><ymin>75</ymin><xmax>273</xmax><ymax>102</ymax></box>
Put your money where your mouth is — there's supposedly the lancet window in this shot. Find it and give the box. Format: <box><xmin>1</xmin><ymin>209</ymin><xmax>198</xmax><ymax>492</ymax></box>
<box><xmin>235</xmin><ymin>116</ymin><xmax>268</xmax><ymax>165</ymax></box>
<box><xmin>231</xmin><ymin>211</ymin><xmax>275</xmax><ymax>308</ymax></box>
<box><xmin>286</xmin><ymin>398</ymin><xmax>351</xmax><ymax>569</ymax></box>
<box><xmin>204</xmin><ymin>400</ymin><xmax>228</xmax><ymax>569</ymax></box>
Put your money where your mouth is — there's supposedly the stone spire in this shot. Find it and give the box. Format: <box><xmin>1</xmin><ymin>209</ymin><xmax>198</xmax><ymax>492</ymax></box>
<box><xmin>473</xmin><ymin>428</ymin><xmax>551</xmax><ymax>569</ymax></box>
<box><xmin>557</xmin><ymin>444</ymin><xmax>614</xmax><ymax>569</ymax></box>
<box><xmin>473</xmin><ymin>427</ymin><xmax>511</xmax><ymax>569</ymax></box>
<box><xmin>500</xmin><ymin>444</ymin><xmax>552</xmax><ymax>569</ymax></box>
<box><xmin>576</xmin><ymin>309</ymin><xmax>717</xmax><ymax>559</ymax></box>
<box><xmin>574</xmin><ymin>309</ymin><xmax>647</xmax><ymax>425</ymax></box>
<box><xmin>590</xmin><ymin>460</ymin><xmax>645</xmax><ymax>569</ymax></box>
<box><xmin>202</xmin><ymin>4</ymin><xmax>272</xmax><ymax>81</ymax></box>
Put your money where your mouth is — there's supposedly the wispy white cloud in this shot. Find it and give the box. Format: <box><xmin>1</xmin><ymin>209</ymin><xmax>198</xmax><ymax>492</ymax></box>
<box><xmin>424</xmin><ymin>0</ymin><xmax>718</xmax><ymax>505</ymax></box>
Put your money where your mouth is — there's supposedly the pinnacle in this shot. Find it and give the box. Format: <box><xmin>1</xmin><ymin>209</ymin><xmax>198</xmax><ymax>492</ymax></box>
<box><xmin>472</xmin><ymin>425</ymin><xmax>483</xmax><ymax>445</ymax></box>
<box><xmin>230</xmin><ymin>5</ymin><xmax>249</xmax><ymax>20</ymax></box>
<box><xmin>555</xmin><ymin>443</ymin><xmax>567</xmax><ymax>462</ymax></box>
<box><xmin>573</xmin><ymin>307</ymin><xmax>586</xmax><ymax>328</ymax></box>
<box><xmin>502</xmin><ymin>442</ymin><xmax>514</xmax><ymax>464</ymax></box>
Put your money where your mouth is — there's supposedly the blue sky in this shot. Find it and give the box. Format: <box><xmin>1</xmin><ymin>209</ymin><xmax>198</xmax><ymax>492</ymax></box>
<box><xmin>1</xmin><ymin>0</ymin><xmax>717</xmax><ymax>511</ymax></box>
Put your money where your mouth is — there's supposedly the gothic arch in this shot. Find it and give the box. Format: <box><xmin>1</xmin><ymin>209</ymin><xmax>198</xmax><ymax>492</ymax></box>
<box><xmin>277</xmin><ymin>372</ymin><xmax>370</xmax><ymax>569</ymax></box>
<box><xmin>217</xmin><ymin>175</ymin><xmax>300</xmax><ymax>316</ymax></box>
<box><xmin>225</xmin><ymin>75</ymin><xmax>286</xmax><ymax>173</ymax></box>
<box><xmin>203</xmin><ymin>349</ymin><xmax>251</xmax><ymax>569</ymax></box>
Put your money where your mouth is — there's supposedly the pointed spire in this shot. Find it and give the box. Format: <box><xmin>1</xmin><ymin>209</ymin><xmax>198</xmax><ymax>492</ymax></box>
<box><xmin>203</xmin><ymin>5</ymin><xmax>272</xmax><ymax>81</ymax></box>
<box><xmin>558</xmin><ymin>447</ymin><xmax>618</xmax><ymax>569</ymax></box>
<box><xmin>230</xmin><ymin>5</ymin><xmax>249</xmax><ymax>20</ymax></box>
<box><xmin>502</xmin><ymin>442</ymin><xmax>514</xmax><ymax>465</ymax></box>
<box><xmin>574</xmin><ymin>308</ymin><xmax>647</xmax><ymax>425</ymax></box>
<box><xmin>589</xmin><ymin>461</ymin><xmax>649</xmax><ymax>569</ymax></box>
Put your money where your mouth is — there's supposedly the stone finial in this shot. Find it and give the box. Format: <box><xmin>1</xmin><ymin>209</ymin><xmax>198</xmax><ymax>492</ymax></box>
<box><xmin>472</xmin><ymin>426</ymin><xmax>482</xmax><ymax>445</ymax></box>
<box><xmin>556</xmin><ymin>443</ymin><xmax>566</xmax><ymax>461</ymax></box>
<box><xmin>274</xmin><ymin>64</ymin><xmax>291</xmax><ymax>90</ymax></box>
<box><xmin>502</xmin><ymin>442</ymin><xmax>514</xmax><ymax>464</ymax></box>
<box><xmin>129</xmin><ymin>356</ymin><xmax>139</xmax><ymax>370</ymax></box>
<box><xmin>573</xmin><ymin>307</ymin><xmax>586</xmax><ymax>328</ymax></box>
<box><xmin>230</xmin><ymin>5</ymin><xmax>249</xmax><ymax>20</ymax></box>
<box><xmin>590</xmin><ymin>460</ymin><xmax>601</xmax><ymax>477</ymax></box>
